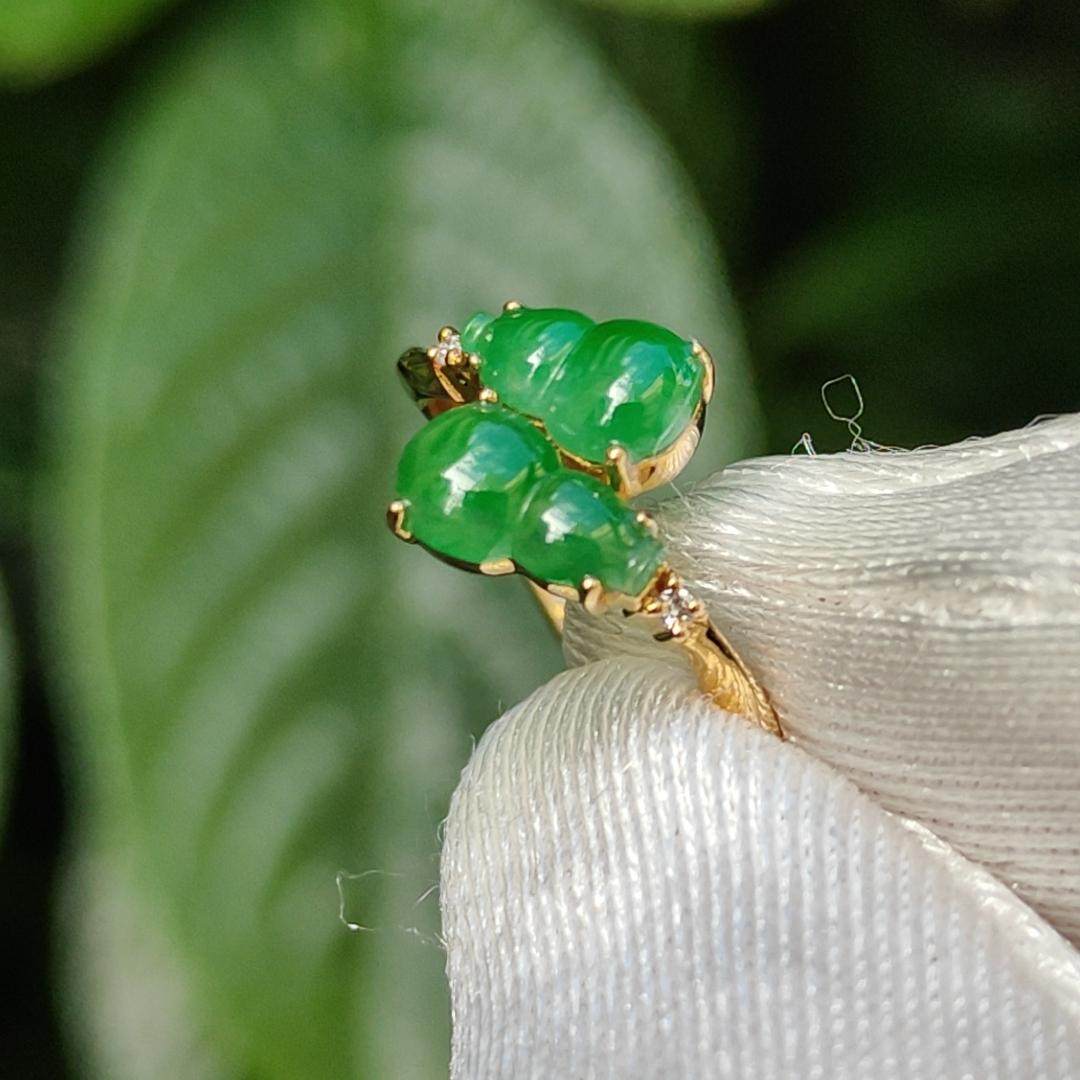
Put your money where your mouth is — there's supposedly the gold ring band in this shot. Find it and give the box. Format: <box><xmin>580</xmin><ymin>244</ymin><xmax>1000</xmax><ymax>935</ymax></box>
<box><xmin>387</xmin><ymin>301</ymin><xmax>782</xmax><ymax>738</ymax></box>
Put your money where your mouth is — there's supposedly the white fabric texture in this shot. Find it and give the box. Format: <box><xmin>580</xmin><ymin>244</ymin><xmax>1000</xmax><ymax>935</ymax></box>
<box><xmin>565</xmin><ymin>414</ymin><xmax>1080</xmax><ymax>943</ymax></box>
<box><xmin>441</xmin><ymin>416</ymin><xmax>1080</xmax><ymax>1079</ymax></box>
<box><xmin>442</xmin><ymin>661</ymin><xmax>1080</xmax><ymax>1079</ymax></box>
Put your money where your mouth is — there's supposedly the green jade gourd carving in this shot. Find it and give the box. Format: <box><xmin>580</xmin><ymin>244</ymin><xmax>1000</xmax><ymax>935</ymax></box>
<box><xmin>389</xmin><ymin>302</ymin><xmax>714</xmax><ymax>604</ymax></box>
<box><xmin>460</xmin><ymin>306</ymin><xmax>704</xmax><ymax>466</ymax></box>
<box><xmin>395</xmin><ymin>402</ymin><xmax>666</xmax><ymax>596</ymax></box>
<box><xmin>387</xmin><ymin>301</ymin><xmax>783</xmax><ymax>738</ymax></box>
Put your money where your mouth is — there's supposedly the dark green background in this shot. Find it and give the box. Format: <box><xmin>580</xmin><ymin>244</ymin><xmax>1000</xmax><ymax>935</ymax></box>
<box><xmin>2</xmin><ymin>0</ymin><xmax>1078</xmax><ymax>1076</ymax></box>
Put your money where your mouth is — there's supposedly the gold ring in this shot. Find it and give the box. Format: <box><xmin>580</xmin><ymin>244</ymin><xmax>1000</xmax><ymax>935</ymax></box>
<box><xmin>387</xmin><ymin>301</ymin><xmax>782</xmax><ymax>737</ymax></box>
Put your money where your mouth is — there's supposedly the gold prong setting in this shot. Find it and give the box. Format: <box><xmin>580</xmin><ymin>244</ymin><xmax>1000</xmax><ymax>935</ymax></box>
<box><xmin>479</xmin><ymin>557</ymin><xmax>516</xmax><ymax>576</ymax></box>
<box><xmin>635</xmin><ymin>509</ymin><xmax>659</xmax><ymax>538</ymax></box>
<box><xmin>630</xmin><ymin>566</ymin><xmax>783</xmax><ymax>735</ymax></box>
<box><xmin>692</xmin><ymin>339</ymin><xmax>715</xmax><ymax>405</ymax></box>
<box><xmin>580</xmin><ymin>575</ymin><xmax>609</xmax><ymax>616</ymax></box>
<box><xmin>432</xmin><ymin>325</ymin><xmax>464</xmax><ymax>368</ymax></box>
<box><xmin>605</xmin><ymin>443</ymin><xmax>637</xmax><ymax>498</ymax></box>
<box><xmin>633</xmin><ymin>567</ymin><xmax>703</xmax><ymax>638</ymax></box>
<box><xmin>386</xmin><ymin>499</ymin><xmax>413</xmax><ymax>542</ymax></box>
<box><xmin>659</xmin><ymin>584</ymin><xmax>703</xmax><ymax>639</ymax></box>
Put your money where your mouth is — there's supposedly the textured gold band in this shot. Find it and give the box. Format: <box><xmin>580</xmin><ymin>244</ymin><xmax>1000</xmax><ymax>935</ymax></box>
<box><xmin>528</xmin><ymin>578</ymin><xmax>783</xmax><ymax>738</ymax></box>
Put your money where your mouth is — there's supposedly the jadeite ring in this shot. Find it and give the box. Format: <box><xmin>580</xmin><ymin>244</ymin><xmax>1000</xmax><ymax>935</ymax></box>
<box><xmin>387</xmin><ymin>301</ymin><xmax>782</xmax><ymax>737</ymax></box>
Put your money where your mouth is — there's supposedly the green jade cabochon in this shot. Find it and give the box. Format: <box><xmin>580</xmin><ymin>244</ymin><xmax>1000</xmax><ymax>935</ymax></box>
<box><xmin>396</xmin><ymin>403</ymin><xmax>559</xmax><ymax>567</ymax></box>
<box><xmin>514</xmin><ymin>471</ymin><xmax>664</xmax><ymax>597</ymax></box>
<box><xmin>395</xmin><ymin>402</ymin><xmax>664</xmax><ymax>595</ymax></box>
<box><xmin>461</xmin><ymin>306</ymin><xmax>703</xmax><ymax>465</ymax></box>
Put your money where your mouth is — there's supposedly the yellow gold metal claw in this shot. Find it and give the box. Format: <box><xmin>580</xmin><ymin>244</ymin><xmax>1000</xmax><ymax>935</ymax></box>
<box><xmin>633</xmin><ymin>567</ymin><xmax>782</xmax><ymax>736</ymax></box>
<box><xmin>691</xmin><ymin>339</ymin><xmax>715</xmax><ymax>405</ymax></box>
<box><xmin>580</xmin><ymin>575</ymin><xmax>609</xmax><ymax>617</ymax></box>
<box><xmin>676</xmin><ymin>622</ymin><xmax>781</xmax><ymax>736</ymax></box>
<box><xmin>478</xmin><ymin>558</ymin><xmax>516</xmax><ymax>576</ymax></box>
<box><xmin>526</xmin><ymin>565</ymin><xmax>783</xmax><ymax>737</ymax></box>
<box><xmin>386</xmin><ymin>500</ymin><xmax>413</xmax><ymax>542</ymax></box>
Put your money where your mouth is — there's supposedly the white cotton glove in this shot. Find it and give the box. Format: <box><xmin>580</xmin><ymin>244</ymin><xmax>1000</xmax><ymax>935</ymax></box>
<box><xmin>440</xmin><ymin>415</ymin><xmax>1080</xmax><ymax>1080</ymax></box>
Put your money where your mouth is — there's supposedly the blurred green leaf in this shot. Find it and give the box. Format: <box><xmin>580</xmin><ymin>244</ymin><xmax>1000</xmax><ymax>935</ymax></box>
<box><xmin>756</xmin><ymin>186</ymin><xmax>1080</xmax><ymax>357</ymax></box>
<box><xmin>753</xmin><ymin>185</ymin><xmax>1080</xmax><ymax>451</ymax></box>
<box><xmin>581</xmin><ymin>13</ymin><xmax>756</xmax><ymax>255</ymax></box>
<box><xmin>575</xmin><ymin>0</ymin><xmax>770</xmax><ymax>19</ymax></box>
<box><xmin>0</xmin><ymin>0</ymin><xmax>172</xmax><ymax>84</ymax></box>
<box><xmin>52</xmin><ymin>0</ymin><xmax>757</xmax><ymax>1075</ymax></box>
<box><xmin>736</xmin><ymin>0</ymin><xmax>1080</xmax><ymax>453</ymax></box>
<box><xmin>0</xmin><ymin>579</ymin><xmax>13</xmax><ymax>834</ymax></box>
<box><xmin>58</xmin><ymin>839</ymin><xmax>234</xmax><ymax>1080</ymax></box>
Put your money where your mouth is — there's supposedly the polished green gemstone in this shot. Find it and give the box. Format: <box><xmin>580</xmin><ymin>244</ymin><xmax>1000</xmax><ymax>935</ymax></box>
<box><xmin>461</xmin><ymin>306</ymin><xmax>594</xmax><ymax>406</ymax></box>
<box><xmin>462</xmin><ymin>307</ymin><xmax>702</xmax><ymax>465</ymax></box>
<box><xmin>513</xmin><ymin>472</ymin><xmax>664</xmax><ymax>597</ymax></box>
<box><xmin>396</xmin><ymin>402</ymin><xmax>559</xmax><ymax>567</ymax></box>
<box><xmin>543</xmin><ymin>319</ymin><xmax>702</xmax><ymax>464</ymax></box>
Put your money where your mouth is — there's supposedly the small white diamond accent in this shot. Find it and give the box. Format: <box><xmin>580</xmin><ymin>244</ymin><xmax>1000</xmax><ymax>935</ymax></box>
<box><xmin>658</xmin><ymin>584</ymin><xmax>697</xmax><ymax>634</ymax></box>
<box><xmin>432</xmin><ymin>332</ymin><xmax>462</xmax><ymax>368</ymax></box>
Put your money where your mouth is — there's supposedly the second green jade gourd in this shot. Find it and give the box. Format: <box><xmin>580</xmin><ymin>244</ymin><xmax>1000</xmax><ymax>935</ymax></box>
<box><xmin>391</xmin><ymin>304</ymin><xmax>712</xmax><ymax>602</ymax></box>
<box><xmin>460</xmin><ymin>306</ymin><xmax>704</xmax><ymax>465</ymax></box>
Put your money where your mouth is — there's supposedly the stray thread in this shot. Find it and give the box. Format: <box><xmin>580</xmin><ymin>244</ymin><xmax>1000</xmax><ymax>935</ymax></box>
<box><xmin>335</xmin><ymin>868</ymin><xmax>444</xmax><ymax>949</ymax></box>
<box><xmin>818</xmin><ymin>375</ymin><xmax>907</xmax><ymax>452</ymax></box>
<box><xmin>414</xmin><ymin>882</ymin><xmax>439</xmax><ymax>908</ymax></box>
<box><xmin>821</xmin><ymin>374</ymin><xmax>871</xmax><ymax>451</ymax></box>
<box><xmin>336</xmin><ymin>869</ymin><xmax>399</xmax><ymax>932</ymax></box>
<box><xmin>1026</xmin><ymin>413</ymin><xmax>1061</xmax><ymax>428</ymax></box>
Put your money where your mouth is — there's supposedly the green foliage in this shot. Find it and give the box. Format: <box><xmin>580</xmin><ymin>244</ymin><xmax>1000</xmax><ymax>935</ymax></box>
<box><xmin>7</xmin><ymin>0</ymin><xmax>1070</xmax><ymax>1075</ymax></box>
<box><xmin>739</xmin><ymin>1</ymin><xmax>1080</xmax><ymax>452</ymax></box>
<box><xmin>58</xmin><ymin>841</ymin><xmax>230</xmax><ymax>1080</ymax></box>
<box><xmin>576</xmin><ymin>0</ymin><xmax>769</xmax><ymax>18</ymax></box>
<box><xmin>52</xmin><ymin>0</ymin><xmax>756</xmax><ymax>1074</ymax></box>
<box><xmin>0</xmin><ymin>581</ymin><xmax>13</xmax><ymax>834</ymax></box>
<box><xmin>0</xmin><ymin>0</ymin><xmax>172</xmax><ymax>84</ymax></box>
